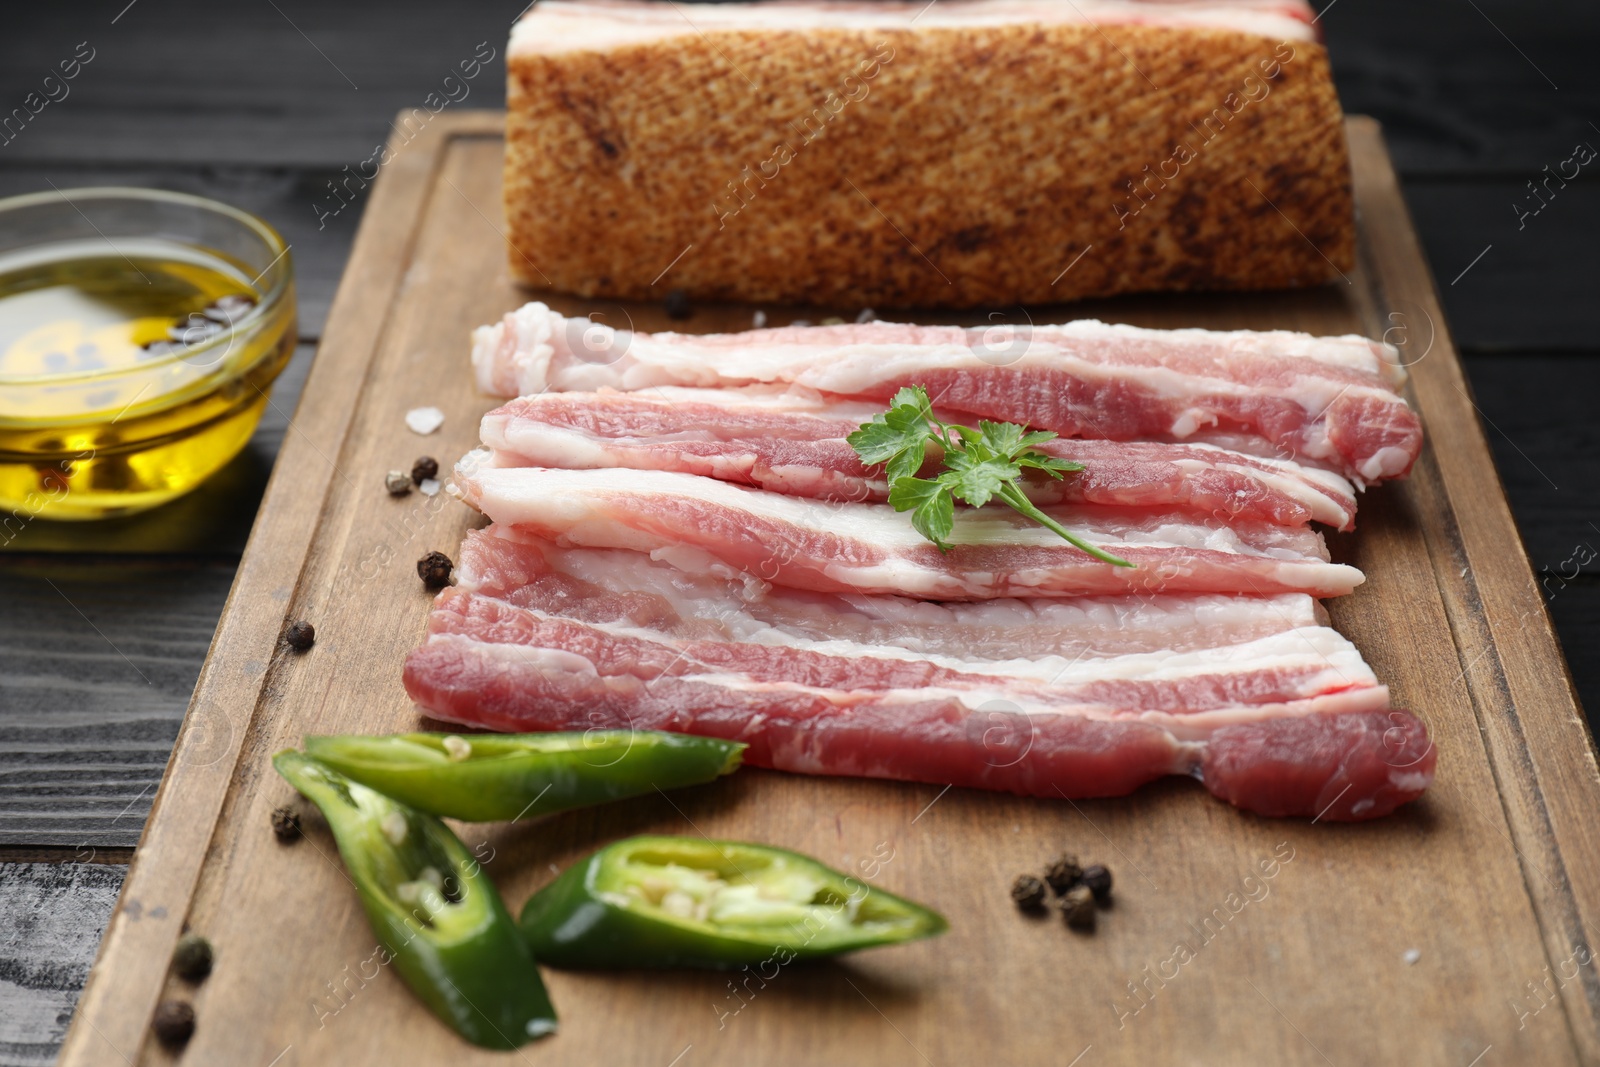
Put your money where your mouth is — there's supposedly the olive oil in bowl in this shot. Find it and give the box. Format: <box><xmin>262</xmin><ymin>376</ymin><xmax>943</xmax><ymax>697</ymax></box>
<box><xmin>0</xmin><ymin>189</ymin><xmax>295</xmax><ymax>521</ymax></box>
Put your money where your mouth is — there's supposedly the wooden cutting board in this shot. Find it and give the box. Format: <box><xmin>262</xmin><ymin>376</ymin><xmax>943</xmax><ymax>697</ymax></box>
<box><xmin>58</xmin><ymin>113</ymin><xmax>1600</xmax><ymax>1067</ymax></box>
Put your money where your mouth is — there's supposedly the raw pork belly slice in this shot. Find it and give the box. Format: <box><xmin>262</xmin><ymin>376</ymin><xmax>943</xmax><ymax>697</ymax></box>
<box><xmin>453</xmin><ymin>465</ymin><xmax>1366</xmax><ymax>599</ymax></box>
<box><xmin>417</xmin><ymin>588</ymin><xmax>1387</xmax><ymax>730</ymax></box>
<box><xmin>456</xmin><ymin>525</ymin><xmax>1329</xmax><ymax>660</ymax></box>
<box><xmin>471</xmin><ymin>305</ymin><xmax>1420</xmax><ymax>484</ymax></box>
<box><xmin>403</xmin><ymin>593</ymin><xmax>1432</xmax><ymax>821</ymax></box>
<box><xmin>481</xmin><ymin>389</ymin><xmax>1360</xmax><ymax>529</ymax></box>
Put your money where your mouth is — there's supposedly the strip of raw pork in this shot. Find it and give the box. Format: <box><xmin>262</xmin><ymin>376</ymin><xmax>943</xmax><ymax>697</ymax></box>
<box><xmin>452</xmin><ymin>464</ymin><xmax>1366</xmax><ymax>599</ymax></box>
<box><xmin>480</xmin><ymin>388</ymin><xmax>1361</xmax><ymax>529</ymax></box>
<box><xmin>403</xmin><ymin>528</ymin><xmax>1434</xmax><ymax>821</ymax></box>
<box><xmin>471</xmin><ymin>305</ymin><xmax>1421</xmax><ymax>484</ymax></box>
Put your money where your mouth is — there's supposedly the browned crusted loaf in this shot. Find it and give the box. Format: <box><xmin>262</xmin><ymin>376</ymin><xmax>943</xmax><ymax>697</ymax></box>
<box><xmin>504</xmin><ymin>2</ymin><xmax>1353</xmax><ymax>309</ymax></box>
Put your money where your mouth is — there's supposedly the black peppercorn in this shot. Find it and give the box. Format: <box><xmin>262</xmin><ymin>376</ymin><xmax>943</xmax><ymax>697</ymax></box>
<box><xmin>283</xmin><ymin>621</ymin><xmax>315</xmax><ymax>652</ymax></box>
<box><xmin>663</xmin><ymin>287</ymin><xmax>692</xmax><ymax>320</ymax></box>
<box><xmin>1010</xmin><ymin>874</ymin><xmax>1047</xmax><ymax>911</ymax></box>
<box><xmin>270</xmin><ymin>806</ymin><xmax>300</xmax><ymax>842</ymax></box>
<box><xmin>418</xmin><ymin>550</ymin><xmax>454</xmax><ymax>589</ymax></box>
<box><xmin>1044</xmin><ymin>853</ymin><xmax>1084</xmax><ymax>895</ymax></box>
<box><xmin>1059</xmin><ymin>884</ymin><xmax>1096</xmax><ymax>930</ymax></box>
<box><xmin>152</xmin><ymin>1000</ymin><xmax>195</xmax><ymax>1047</ymax></box>
<box><xmin>1082</xmin><ymin>864</ymin><xmax>1113</xmax><ymax>906</ymax></box>
<box><xmin>411</xmin><ymin>456</ymin><xmax>439</xmax><ymax>484</ymax></box>
<box><xmin>171</xmin><ymin>933</ymin><xmax>213</xmax><ymax>982</ymax></box>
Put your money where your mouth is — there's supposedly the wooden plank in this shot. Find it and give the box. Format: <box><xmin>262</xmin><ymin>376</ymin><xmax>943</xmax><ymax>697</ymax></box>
<box><xmin>0</xmin><ymin>862</ymin><xmax>126</xmax><ymax>1067</ymax></box>
<box><xmin>1321</xmin><ymin>0</ymin><xmax>1582</xmax><ymax>176</ymax></box>
<box><xmin>53</xmin><ymin>110</ymin><xmax>477</xmax><ymax>1067</ymax></box>
<box><xmin>0</xmin><ymin>0</ymin><xmax>511</xmax><ymax>168</ymax></box>
<box><xmin>1462</xmin><ymin>353</ymin><xmax>1600</xmax><ymax>563</ymax></box>
<box><xmin>1401</xmin><ymin>182</ymin><xmax>1600</xmax><ymax>353</ymax></box>
<box><xmin>51</xmin><ymin>113</ymin><xmax>1600</xmax><ymax>1065</ymax></box>
<box><xmin>1349</xmin><ymin>119</ymin><xmax>1600</xmax><ymax>1059</ymax></box>
<box><xmin>1550</xmin><ymin>589</ymin><xmax>1600</xmax><ymax>746</ymax></box>
<box><xmin>0</xmin><ymin>559</ymin><xmax>232</xmax><ymax>848</ymax></box>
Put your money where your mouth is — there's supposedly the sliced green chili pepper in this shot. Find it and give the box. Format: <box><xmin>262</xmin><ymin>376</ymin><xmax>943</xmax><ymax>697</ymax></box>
<box><xmin>519</xmin><ymin>835</ymin><xmax>947</xmax><ymax>969</ymax></box>
<box><xmin>302</xmin><ymin>730</ymin><xmax>745</xmax><ymax>823</ymax></box>
<box><xmin>272</xmin><ymin>751</ymin><xmax>557</xmax><ymax>1048</ymax></box>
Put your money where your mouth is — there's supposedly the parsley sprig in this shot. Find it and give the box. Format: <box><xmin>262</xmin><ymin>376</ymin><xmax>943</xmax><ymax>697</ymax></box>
<box><xmin>847</xmin><ymin>386</ymin><xmax>1133</xmax><ymax>567</ymax></box>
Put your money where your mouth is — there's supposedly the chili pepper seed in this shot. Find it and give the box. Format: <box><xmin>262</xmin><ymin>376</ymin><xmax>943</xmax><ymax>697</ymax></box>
<box><xmin>418</xmin><ymin>550</ymin><xmax>454</xmax><ymax>589</ymax></box>
<box><xmin>270</xmin><ymin>806</ymin><xmax>300</xmax><ymax>843</ymax></box>
<box><xmin>153</xmin><ymin>1000</ymin><xmax>196</xmax><ymax>1047</ymax></box>
<box><xmin>283</xmin><ymin>620</ymin><xmax>315</xmax><ymax>653</ymax></box>
<box><xmin>1010</xmin><ymin>874</ymin><xmax>1048</xmax><ymax>911</ymax></box>
<box><xmin>171</xmin><ymin>933</ymin><xmax>213</xmax><ymax>982</ymax></box>
<box><xmin>1044</xmin><ymin>853</ymin><xmax>1083</xmax><ymax>895</ymax></box>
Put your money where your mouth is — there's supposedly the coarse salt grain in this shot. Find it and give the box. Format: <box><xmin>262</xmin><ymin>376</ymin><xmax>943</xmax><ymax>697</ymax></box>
<box><xmin>419</xmin><ymin>478</ymin><xmax>442</xmax><ymax>497</ymax></box>
<box><xmin>752</xmin><ymin>310</ymin><xmax>767</xmax><ymax>328</ymax></box>
<box><xmin>1402</xmin><ymin>948</ymin><xmax>1421</xmax><ymax>965</ymax></box>
<box><xmin>406</xmin><ymin>406</ymin><xmax>445</xmax><ymax>435</ymax></box>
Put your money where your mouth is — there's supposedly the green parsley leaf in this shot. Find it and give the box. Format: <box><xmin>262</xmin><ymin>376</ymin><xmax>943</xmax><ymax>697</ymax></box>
<box><xmin>846</xmin><ymin>386</ymin><xmax>939</xmax><ymax>484</ymax></box>
<box><xmin>887</xmin><ymin>476</ymin><xmax>955</xmax><ymax>550</ymax></box>
<box><xmin>850</xmin><ymin>387</ymin><xmax>1133</xmax><ymax>567</ymax></box>
<box><xmin>937</xmin><ymin>449</ymin><xmax>1018</xmax><ymax>509</ymax></box>
<box><xmin>1015</xmin><ymin>452</ymin><xmax>1084</xmax><ymax>480</ymax></box>
<box><xmin>975</xmin><ymin>420</ymin><xmax>1027</xmax><ymax>459</ymax></box>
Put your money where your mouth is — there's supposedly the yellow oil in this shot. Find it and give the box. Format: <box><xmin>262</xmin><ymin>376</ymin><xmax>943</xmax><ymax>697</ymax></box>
<box><xmin>0</xmin><ymin>240</ymin><xmax>294</xmax><ymax>520</ymax></box>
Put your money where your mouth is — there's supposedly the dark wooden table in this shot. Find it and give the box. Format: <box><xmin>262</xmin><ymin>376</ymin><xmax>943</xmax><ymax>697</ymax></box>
<box><xmin>0</xmin><ymin>2</ymin><xmax>1595</xmax><ymax>1063</ymax></box>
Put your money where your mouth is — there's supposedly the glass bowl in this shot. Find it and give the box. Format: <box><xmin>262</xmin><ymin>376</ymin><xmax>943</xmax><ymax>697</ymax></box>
<box><xmin>0</xmin><ymin>187</ymin><xmax>296</xmax><ymax>521</ymax></box>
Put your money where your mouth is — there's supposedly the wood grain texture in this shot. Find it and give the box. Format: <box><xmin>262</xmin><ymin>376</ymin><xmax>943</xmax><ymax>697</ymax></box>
<box><xmin>0</xmin><ymin>863</ymin><xmax>125</xmax><ymax>1067</ymax></box>
<box><xmin>53</xmin><ymin>110</ymin><xmax>476</xmax><ymax>1067</ymax></box>
<box><xmin>47</xmin><ymin>114</ymin><xmax>1600</xmax><ymax>1066</ymax></box>
<box><xmin>1465</xmin><ymin>354</ymin><xmax>1600</xmax><ymax>566</ymax></box>
<box><xmin>1350</xmin><ymin>127</ymin><xmax>1600</xmax><ymax>1059</ymax></box>
<box><xmin>0</xmin><ymin>0</ymin><xmax>514</xmax><ymax>169</ymax></box>
<box><xmin>1321</xmin><ymin>0</ymin><xmax>1590</xmax><ymax>176</ymax></box>
<box><xmin>0</xmin><ymin>559</ymin><xmax>230</xmax><ymax>848</ymax></box>
<box><xmin>0</xmin><ymin>339</ymin><xmax>315</xmax><ymax>850</ymax></box>
<box><xmin>1403</xmin><ymin>183</ymin><xmax>1600</xmax><ymax>354</ymax></box>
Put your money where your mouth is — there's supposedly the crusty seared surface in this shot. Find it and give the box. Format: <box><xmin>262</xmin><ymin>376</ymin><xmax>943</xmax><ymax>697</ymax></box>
<box><xmin>505</xmin><ymin>23</ymin><xmax>1352</xmax><ymax>308</ymax></box>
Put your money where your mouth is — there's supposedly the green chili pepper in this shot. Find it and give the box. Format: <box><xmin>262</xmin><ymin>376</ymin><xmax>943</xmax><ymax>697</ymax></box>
<box><xmin>272</xmin><ymin>751</ymin><xmax>557</xmax><ymax>1048</ymax></box>
<box><xmin>302</xmin><ymin>731</ymin><xmax>745</xmax><ymax>823</ymax></box>
<box><xmin>519</xmin><ymin>835</ymin><xmax>947</xmax><ymax>969</ymax></box>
